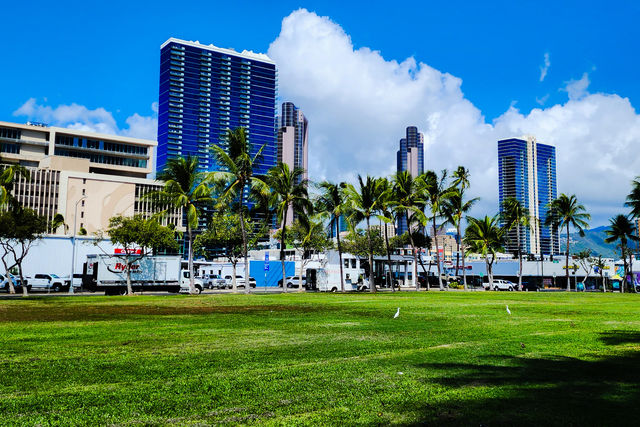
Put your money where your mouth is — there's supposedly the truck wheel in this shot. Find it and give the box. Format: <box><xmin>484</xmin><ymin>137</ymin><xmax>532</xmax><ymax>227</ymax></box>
<box><xmin>195</xmin><ymin>286</ymin><xmax>202</xmax><ymax>295</ymax></box>
<box><xmin>331</xmin><ymin>287</ymin><xmax>337</xmax><ymax>292</ymax></box>
<box><xmin>118</xmin><ymin>288</ymin><xmax>127</xmax><ymax>296</ymax></box>
<box><xmin>52</xmin><ymin>283</ymin><xmax>61</xmax><ymax>292</ymax></box>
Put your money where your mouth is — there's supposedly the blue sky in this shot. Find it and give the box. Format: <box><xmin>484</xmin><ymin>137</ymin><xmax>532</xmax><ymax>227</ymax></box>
<box><xmin>2</xmin><ymin>1</ymin><xmax>640</xmax><ymax>225</ymax></box>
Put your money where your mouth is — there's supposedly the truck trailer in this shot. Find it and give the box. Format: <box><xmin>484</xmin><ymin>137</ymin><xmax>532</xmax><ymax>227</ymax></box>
<box><xmin>83</xmin><ymin>254</ymin><xmax>203</xmax><ymax>295</ymax></box>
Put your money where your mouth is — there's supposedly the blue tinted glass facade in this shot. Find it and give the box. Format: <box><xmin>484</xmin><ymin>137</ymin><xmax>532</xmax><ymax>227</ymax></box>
<box><xmin>157</xmin><ymin>39</ymin><xmax>277</xmax><ymax>176</ymax></box>
<box><xmin>396</xmin><ymin>126</ymin><xmax>424</xmax><ymax>235</ymax></box>
<box><xmin>498</xmin><ymin>138</ymin><xmax>559</xmax><ymax>255</ymax></box>
<box><xmin>536</xmin><ymin>143</ymin><xmax>558</xmax><ymax>254</ymax></box>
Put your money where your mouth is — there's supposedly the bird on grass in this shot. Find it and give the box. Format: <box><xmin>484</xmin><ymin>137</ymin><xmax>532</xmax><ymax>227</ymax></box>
<box><xmin>393</xmin><ymin>307</ymin><xmax>400</xmax><ymax>318</ymax></box>
<box><xmin>520</xmin><ymin>342</ymin><xmax>526</xmax><ymax>349</ymax></box>
<box><xmin>506</xmin><ymin>305</ymin><xmax>511</xmax><ymax>315</ymax></box>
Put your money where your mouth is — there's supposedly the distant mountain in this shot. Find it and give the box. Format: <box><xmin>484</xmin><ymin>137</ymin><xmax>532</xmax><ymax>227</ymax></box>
<box><xmin>560</xmin><ymin>226</ymin><xmax>620</xmax><ymax>258</ymax></box>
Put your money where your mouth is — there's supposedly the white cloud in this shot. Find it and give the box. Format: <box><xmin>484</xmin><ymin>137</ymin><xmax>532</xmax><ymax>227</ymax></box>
<box><xmin>539</xmin><ymin>52</ymin><xmax>551</xmax><ymax>82</ymax></box>
<box><xmin>563</xmin><ymin>72</ymin><xmax>591</xmax><ymax>100</ymax></box>
<box><xmin>270</xmin><ymin>9</ymin><xmax>640</xmax><ymax>225</ymax></box>
<box><xmin>13</xmin><ymin>98</ymin><xmax>157</xmax><ymax>140</ymax></box>
<box><xmin>536</xmin><ymin>94</ymin><xmax>550</xmax><ymax>105</ymax></box>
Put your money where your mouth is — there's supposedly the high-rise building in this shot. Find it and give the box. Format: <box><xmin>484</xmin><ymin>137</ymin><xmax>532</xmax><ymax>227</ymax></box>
<box><xmin>277</xmin><ymin>102</ymin><xmax>308</xmax><ymax>226</ymax></box>
<box><xmin>0</xmin><ymin>121</ymin><xmax>181</xmax><ymax>235</ymax></box>
<box><xmin>396</xmin><ymin>126</ymin><xmax>424</xmax><ymax>235</ymax></box>
<box><xmin>157</xmin><ymin>38</ymin><xmax>278</xmax><ymax>175</ymax></box>
<box><xmin>396</xmin><ymin>126</ymin><xmax>424</xmax><ymax>178</ymax></box>
<box><xmin>498</xmin><ymin>136</ymin><xmax>559</xmax><ymax>255</ymax></box>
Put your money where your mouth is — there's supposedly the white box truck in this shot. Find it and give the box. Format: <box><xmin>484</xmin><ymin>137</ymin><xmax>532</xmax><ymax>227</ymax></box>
<box><xmin>305</xmin><ymin>251</ymin><xmax>368</xmax><ymax>292</ymax></box>
<box><xmin>84</xmin><ymin>254</ymin><xmax>203</xmax><ymax>295</ymax></box>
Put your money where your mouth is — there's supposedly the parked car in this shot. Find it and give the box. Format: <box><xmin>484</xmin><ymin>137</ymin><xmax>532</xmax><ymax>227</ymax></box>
<box><xmin>205</xmin><ymin>274</ymin><xmax>227</xmax><ymax>289</ymax></box>
<box><xmin>28</xmin><ymin>273</ymin><xmax>68</xmax><ymax>292</ymax></box>
<box><xmin>285</xmin><ymin>276</ymin><xmax>306</xmax><ymax>288</ymax></box>
<box><xmin>484</xmin><ymin>279</ymin><xmax>516</xmax><ymax>291</ymax></box>
<box><xmin>1</xmin><ymin>273</ymin><xmax>29</xmax><ymax>293</ymax></box>
<box><xmin>521</xmin><ymin>282</ymin><xmax>540</xmax><ymax>292</ymax></box>
<box><xmin>225</xmin><ymin>275</ymin><xmax>256</xmax><ymax>288</ymax></box>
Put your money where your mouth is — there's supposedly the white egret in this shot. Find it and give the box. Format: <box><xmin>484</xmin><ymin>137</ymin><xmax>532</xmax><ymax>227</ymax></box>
<box><xmin>394</xmin><ymin>307</ymin><xmax>400</xmax><ymax>318</ymax></box>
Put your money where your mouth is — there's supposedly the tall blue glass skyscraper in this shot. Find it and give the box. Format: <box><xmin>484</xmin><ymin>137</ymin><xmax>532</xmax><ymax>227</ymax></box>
<box><xmin>498</xmin><ymin>137</ymin><xmax>559</xmax><ymax>255</ymax></box>
<box><xmin>157</xmin><ymin>38</ymin><xmax>277</xmax><ymax>175</ymax></box>
<box><xmin>396</xmin><ymin>126</ymin><xmax>424</xmax><ymax>236</ymax></box>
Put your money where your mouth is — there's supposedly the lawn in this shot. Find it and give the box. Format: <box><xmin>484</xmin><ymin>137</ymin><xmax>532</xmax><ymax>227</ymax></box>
<box><xmin>1</xmin><ymin>292</ymin><xmax>640</xmax><ymax>426</ymax></box>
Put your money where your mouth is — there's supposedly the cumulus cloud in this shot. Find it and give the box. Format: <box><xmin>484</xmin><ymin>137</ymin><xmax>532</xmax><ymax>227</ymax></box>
<box><xmin>13</xmin><ymin>98</ymin><xmax>157</xmax><ymax>140</ymax></box>
<box><xmin>539</xmin><ymin>52</ymin><xmax>551</xmax><ymax>82</ymax></box>
<box><xmin>270</xmin><ymin>9</ymin><xmax>640</xmax><ymax>225</ymax></box>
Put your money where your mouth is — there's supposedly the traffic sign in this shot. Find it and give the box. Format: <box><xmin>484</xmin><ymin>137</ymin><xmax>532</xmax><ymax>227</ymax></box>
<box><xmin>264</xmin><ymin>253</ymin><xmax>270</xmax><ymax>271</ymax></box>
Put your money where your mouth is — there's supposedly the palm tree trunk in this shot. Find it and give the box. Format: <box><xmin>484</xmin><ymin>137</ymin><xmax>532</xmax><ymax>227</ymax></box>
<box><xmin>238</xmin><ymin>190</ymin><xmax>250</xmax><ymax>295</ymax></box>
<box><xmin>486</xmin><ymin>257</ymin><xmax>494</xmax><ymax>289</ymax></box>
<box><xmin>188</xmin><ymin>225</ymin><xmax>195</xmax><ymax>294</ymax></box>
<box><xmin>406</xmin><ymin>213</ymin><xmax>420</xmax><ymax>291</ymax></box>
<box><xmin>517</xmin><ymin>224</ymin><xmax>523</xmax><ymax>291</ymax></box>
<box><xmin>384</xmin><ymin>221</ymin><xmax>395</xmax><ymax>292</ymax></box>
<box><xmin>601</xmin><ymin>273</ymin><xmax>605</xmax><ymax>292</ymax></box>
<box><xmin>281</xmin><ymin>208</ymin><xmax>288</xmax><ymax>294</ymax></box>
<box><xmin>366</xmin><ymin>217</ymin><xmax>376</xmax><ymax>293</ymax></box>
<box><xmin>298</xmin><ymin>258</ymin><xmax>305</xmax><ymax>292</ymax></box>
<box><xmin>455</xmin><ymin>221</ymin><xmax>461</xmax><ymax>288</ymax></box>
<box><xmin>433</xmin><ymin>217</ymin><xmax>443</xmax><ymax>290</ymax></box>
<box><xmin>336</xmin><ymin>217</ymin><xmax>345</xmax><ymax>292</ymax></box>
<box><xmin>457</xmin><ymin>222</ymin><xmax>466</xmax><ymax>290</ymax></box>
<box><xmin>565</xmin><ymin>223</ymin><xmax>570</xmax><ymax>291</ymax></box>
<box><xmin>621</xmin><ymin>245</ymin><xmax>627</xmax><ymax>294</ymax></box>
<box><xmin>460</xmin><ymin>224</ymin><xmax>467</xmax><ymax>290</ymax></box>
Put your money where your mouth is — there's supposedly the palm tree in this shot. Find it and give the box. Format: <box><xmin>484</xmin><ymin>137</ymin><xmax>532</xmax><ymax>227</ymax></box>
<box><xmin>625</xmin><ymin>176</ymin><xmax>640</xmax><ymax>254</ymax></box>
<box><xmin>605</xmin><ymin>214</ymin><xmax>638</xmax><ymax>293</ymax></box>
<box><xmin>266</xmin><ymin>162</ymin><xmax>310</xmax><ymax>294</ymax></box>
<box><xmin>0</xmin><ymin>163</ymin><xmax>29</xmax><ymax>206</ymax></box>
<box><xmin>315</xmin><ymin>181</ymin><xmax>348</xmax><ymax>292</ymax></box>
<box><xmin>442</xmin><ymin>190</ymin><xmax>478</xmax><ymax>290</ymax></box>
<box><xmin>392</xmin><ymin>171</ymin><xmax>427</xmax><ymax>291</ymax></box>
<box><xmin>376</xmin><ymin>177</ymin><xmax>397</xmax><ymax>292</ymax></box>
<box><xmin>501</xmin><ymin>197</ymin><xmax>530</xmax><ymax>292</ymax></box>
<box><xmin>154</xmin><ymin>156</ymin><xmax>213</xmax><ymax>294</ymax></box>
<box><xmin>423</xmin><ymin>169</ymin><xmax>455</xmax><ymax>290</ymax></box>
<box><xmin>545</xmin><ymin>194</ymin><xmax>590</xmax><ymax>291</ymax></box>
<box><xmin>211</xmin><ymin>127</ymin><xmax>269</xmax><ymax>294</ymax></box>
<box><xmin>464</xmin><ymin>215</ymin><xmax>505</xmax><ymax>289</ymax></box>
<box><xmin>343</xmin><ymin>175</ymin><xmax>382</xmax><ymax>293</ymax></box>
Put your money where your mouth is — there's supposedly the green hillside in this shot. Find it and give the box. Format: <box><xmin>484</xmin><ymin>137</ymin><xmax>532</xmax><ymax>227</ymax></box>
<box><xmin>562</xmin><ymin>226</ymin><xmax>619</xmax><ymax>258</ymax></box>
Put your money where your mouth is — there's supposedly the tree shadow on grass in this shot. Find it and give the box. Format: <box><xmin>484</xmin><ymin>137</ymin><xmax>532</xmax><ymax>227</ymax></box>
<box><xmin>405</xmin><ymin>332</ymin><xmax>640</xmax><ymax>426</ymax></box>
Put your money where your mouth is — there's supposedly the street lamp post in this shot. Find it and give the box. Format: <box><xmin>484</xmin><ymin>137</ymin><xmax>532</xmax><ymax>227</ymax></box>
<box><xmin>69</xmin><ymin>196</ymin><xmax>87</xmax><ymax>294</ymax></box>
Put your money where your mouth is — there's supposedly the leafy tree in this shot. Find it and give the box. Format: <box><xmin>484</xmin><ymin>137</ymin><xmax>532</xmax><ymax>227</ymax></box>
<box><xmin>575</xmin><ymin>249</ymin><xmax>594</xmax><ymax>291</ymax></box>
<box><xmin>500</xmin><ymin>197</ymin><xmax>530</xmax><ymax>292</ymax></box>
<box><xmin>0</xmin><ymin>202</ymin><xmax>48</xmax><ymax>295</ymax></box>
<box><xmin>464</xmin><ymin>215</ymin><xmax>505</xmax><ymax>289</ymax></box>
<box><xmin>592</xmin><ymin>255</ymin><xmax>607</xmax><ymax>292</ymax></box>
<box><xmin>442</xmin><ymin>188</ymin><xmax>479</xmax><ymax>290</ymax></box>
<box><xmin>343</xmin><ymin>175</ymin><xmax>383</xmax><ymax>292</ymax></box>
<box><xmin>342</xmin><ymin>229</ymin><xmax>386</xmax><ymax>259</ymax></box>
<box><xmin>152</xmin><ymin>156</ymin><xmax>213</xmax><ymax>294</ymax></box>
<box><xmin>211</xmin><ymin>127</ymin><xmax>269</xmax><ymax>295</ymax></box>
<box><xmin>194</xmin><ymin>212</ymin><xmax>260</xmax><ymax>292</ymax></box>
<box><xmin>285</xmin><ymin>216</ymin><xmax>333</xmax><ymax>290</ymax></box>
<box><xmin>605</xmin><ymin>214</ymin><xmax>638</xmax><ymax>293</ymax></box>
<box><xmin>266</xmin><ymin>162</ymin><xmax>311</xmax><ymax>294</ymax></box>
<box><xmin>100</xmin><ymin>215</ymin><xmax>179</xmax><ymax>295</ymax></box>
<box><xmin>392</xmin><ymin>171</ymin><xmax>427</xmax><ymax>290</ymax></box>
<box><xmin>625</xmin><ymin>176</ymin><xmax>640</xmax><ymax>218</ymax></box>
<box><xmin>423</xmin><ymin>169</ymin><xmax>455</xmax><ymax>290</ymax></box>
<box><xmin>315</xmin><ymin>181</ymin><xmax>348</xmax><ymax>292</ymax></box>
<box><xmin>545</xmin><ymin>193</ymin><xmax>590</xmax><ymax>291</ymax></box>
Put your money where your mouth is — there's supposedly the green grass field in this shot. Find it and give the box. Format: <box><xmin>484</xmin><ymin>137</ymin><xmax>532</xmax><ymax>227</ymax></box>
<box><xmin>1</xmin><ymin>292</ymin><xmax>640</xmax><ymax>426</ymax></box>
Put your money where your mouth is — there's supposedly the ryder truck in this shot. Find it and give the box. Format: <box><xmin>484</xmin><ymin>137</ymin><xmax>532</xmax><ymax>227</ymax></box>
<box><xmin>83</xmin><ymin>254</ymin><xmax>203</xmax><ymax>295</ymax></box>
